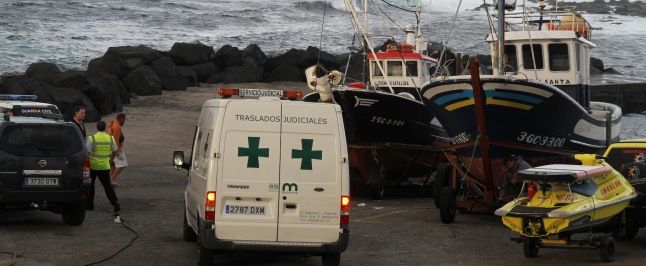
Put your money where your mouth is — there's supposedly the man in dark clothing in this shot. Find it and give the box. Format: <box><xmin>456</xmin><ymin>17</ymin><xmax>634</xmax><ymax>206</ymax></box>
<box><xmin>71</xmin><ymin>106</ymin><xmax>87</xmax><ymax>139</ymax></box>
<box><xmin>498</xmin><ymin>155</ymin><xmax>532</xmax><ymax>203</ymax></box>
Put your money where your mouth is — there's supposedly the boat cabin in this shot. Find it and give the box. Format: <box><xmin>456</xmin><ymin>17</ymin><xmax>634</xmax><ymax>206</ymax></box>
<box><xmin>486</xmin><ymin>11</ymin><xmax>595</xmax><ymax>108</ymax></box>
<box><xmin>367</xmin><ymin>43</ymin><xmax>436</xmax><ymax>99</ymax></box>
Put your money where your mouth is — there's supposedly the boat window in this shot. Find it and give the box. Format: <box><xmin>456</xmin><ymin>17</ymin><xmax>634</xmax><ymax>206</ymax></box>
<box><xmin>504</xmin><ymin>45</ymin><xmax>518</xmax><ymax>72</ymax></box>
<box><xmin>549</xmin><ymin>43</ymin><xmax>570</xmax><ymax>71</ymax></box>
<box><xmin>372</xmin><ymin>61</ymin><xmax>383</xmax><ymax>76</ymax></box>
<box><xmin>405</xmin><ymin>61</ymin><xmax>418</xmax><ymax>76</ymax></box>
<box><xmin>387</xmin><ymin>61</ymin><xmax>404</xmax><ymax>76</ymax></box>
<box><xmin>522</xmin><ymin>44</ymin><xmax>544</xmax><ymax>70</ymax></box>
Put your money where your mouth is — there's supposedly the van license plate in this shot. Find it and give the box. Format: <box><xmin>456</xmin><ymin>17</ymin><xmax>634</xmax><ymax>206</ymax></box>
<box><xmin>225</xmin><ymin>205</ymin><xmax>266</xmax><ymax>215</ymax></box>
<box><xmin>24</xmin><ymin>177</ymin><xmax>59</xmax><ymax>187</ymax></box>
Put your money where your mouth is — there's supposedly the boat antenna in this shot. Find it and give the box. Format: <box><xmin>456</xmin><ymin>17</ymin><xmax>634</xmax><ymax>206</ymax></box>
<box><xmin>523</xmin><ymin>0</ymin><xmax>539</xmax><ymax>79</ymax></box>
<box><xmin>316</xmin><ymin>0</ymin><xmax>328</xmax><ymax>66</ymax></box>
<box><xmin>344</xmin><ymin>0</ymin><xmax>395</xmax><ymax>93</ymax></box>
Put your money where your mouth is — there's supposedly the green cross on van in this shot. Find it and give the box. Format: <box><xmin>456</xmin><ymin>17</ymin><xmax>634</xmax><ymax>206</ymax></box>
<box><xmin>238</xmin><ymin>137</ymin><xmax>269</xmax><ymax>168</ymax></box>
<box><xmin>292</xmin><ymin>139</ymin><xmax>322</xmax><ymax>170</ymax></box>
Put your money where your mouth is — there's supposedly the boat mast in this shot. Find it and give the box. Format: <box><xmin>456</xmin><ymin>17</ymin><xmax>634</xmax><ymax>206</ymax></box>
<box><xmin>497</xmin><ymin>0</ymin><xmax>505</xmax><ymax>75</ymax></box>
<box><xmin>344</xmin><ymin>0</ymin><xmax>395</xmax><ymax>93</ymax></box>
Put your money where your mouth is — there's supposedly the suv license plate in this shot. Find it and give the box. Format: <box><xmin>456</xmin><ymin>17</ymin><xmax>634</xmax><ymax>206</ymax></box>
<box><xmin>225</xmin><ymin>205</ymin><xmax>266</xmax><ymax>215</ymax></box>
<box><xmin>24</xmin><ymin>177</ymin><xmax>59</xmax><ymax>187</ymax></box>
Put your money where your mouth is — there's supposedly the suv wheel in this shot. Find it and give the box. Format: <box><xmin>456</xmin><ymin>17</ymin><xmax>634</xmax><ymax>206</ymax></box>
<box><xmin>62</xmin><ymin>203</ymin><xmax>86</xmax><ymax>225</ymax></box>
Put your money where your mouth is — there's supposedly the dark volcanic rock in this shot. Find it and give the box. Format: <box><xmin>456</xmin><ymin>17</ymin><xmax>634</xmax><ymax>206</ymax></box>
<box><xmin>591</xmin><ymin>57</ymin><xmax>604</xmax><ymax>75</ymax></box>
<box><xmin>88</xmin><ymin>46</ymin><xmax>159</xmax><ymax>77</ymax></box>
<box><xmin>0</xmin><ymin>76</ymin><xmax>100</xmax><ymax>120</ymax></box>
<box><xmin>0</xmin><ymin>77</ymin><xmax>56</xmax><ymax>104</ymax></box>
<box><xmin>189</xmin><ymin>62</ymin><xmax>219</xmax><ymax>82</ymax></box>
<box><xmin>48</xmin><ymin>87</ymin><xmax>101</xmax><ymax>122</ymax></box>
<box><xmin>170</xmin><ymin>42</ymin><xmax>214</xmax><ymax>65</ymax></box>
<box><xmin>265</xmin><ymin>65</ymin><xmax>303</xmax><ymax>82</ymax></box>
<box><xmin>86</xmin><ymin>71</ymin><xmax>126</xmax><ymax>114</ymax></box>
<box><xmin>177</xmin><ymin>66</ymin><xmax>198</xmax><ymax>87</ymax></box>
<box><xmin>25</xmin><ymin>62</ymin><xmax>61</xmax><ymax>83</ymax></box>
<box><xmin>150</xmin><ymin>56</ymin><xmax>190</xmax><ymax>91</ymax></box>
<box><xmin>264</xmin><ymin>49</ymin><xmax>304</xmax><ymax>72</ymax></box>
<box><xmin>123</xmin><ymin>66</ymin><xmax>162</xmax><ymax>96</ymax></box>
<box><xmin>243</xmin><ymin>44</ymin><xmax>267</xmax><ymax>64</ymax></box>
<box><xmin>53</xmin><ymin>70</ymin><xmax>87</xmax><ymax>91</ymax></box>
<box><xmin>105</xmin><ymin>45</ymin><xmax>160</xmax><ymax>65</ymax></box>
<box><xmin>214</xmin><ymin>45</ymin><xmax>243</xmax><ymax>67</ymax></box>
<box><xmin>206</xmin><ymin>73</ymin><xmax>227</xmax><ymax>84</ymax></box>
<box><xmin>222</xmin><ymin>63</ymin><xmax>264</xmax><ymax>83</ymax></box>
<box><xmin>336</xmin><ymin>52</ymin><xmax>364</xmax><ymax>83</ymax></box>
<box><xmin>88</xmin><ymin>56</ymin><xmax>135</xmax><ymax>78</ymax></box>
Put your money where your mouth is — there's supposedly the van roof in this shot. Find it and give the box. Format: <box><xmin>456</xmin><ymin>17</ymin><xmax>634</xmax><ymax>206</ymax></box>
<box><xmin>203</xmin><ymin>99</ymin><xmax>342</xmax><ymax>111</ymax></box>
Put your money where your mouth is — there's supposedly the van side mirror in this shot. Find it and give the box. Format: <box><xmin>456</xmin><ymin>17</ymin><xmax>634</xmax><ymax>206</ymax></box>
<box><xmin>173</xmin><ymin>151</ymin><xmax>190</xmax><ymax>170</ymax></box>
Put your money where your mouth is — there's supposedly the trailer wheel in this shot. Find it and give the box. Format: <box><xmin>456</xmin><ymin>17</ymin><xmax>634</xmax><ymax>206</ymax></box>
<box><xmin>368</xmin><ymin>164</ymin><xmax>386</xmax><ymax>200</ymax></box>
<box><xmin>622</xmin><ymin>225</ymin><xmax>639</xmax><ymax>241</ymax></box>
<box><xmin>439</xmin><ymin>186</ymin><xmax>456</xmax><ymax>224</ymax></box>
<box><xmin>599</xmin><ymin>236</ymin><xmax>615</xmax><ymax>262</ymax></box>
<box><xmin>434</xmin><ymin>163</ymin><xmax>451</xmax><ymax>209</ymax></box>
<box><xmin>523</xmin><ymin>238</ymin><xmax>539</xmax><ymax>258</ymax></box>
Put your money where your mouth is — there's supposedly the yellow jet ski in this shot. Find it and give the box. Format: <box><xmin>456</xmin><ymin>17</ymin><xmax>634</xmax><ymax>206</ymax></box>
<box><xmin>495</xmin><ymin>154</ymin><xmax>636</xmax><ymax>262</ymax></box>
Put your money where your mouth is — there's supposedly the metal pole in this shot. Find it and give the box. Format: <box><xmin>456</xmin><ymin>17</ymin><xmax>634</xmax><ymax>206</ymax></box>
<box><xmin>497</xmin><ymin>0</ymin><xmax>505</xmax><ymax>75</ymax></box>
<box><xmin>606</xmin><ymin>111</ymin><xmax>612</xmax><ymax>146</ymax></box>
<box><xmin>455</xmin><ymin>53</ymin><xmax>462</xmax><ymax>75</ymax></box>
<box><xmin>469</xmin><ymin>56</ymin><xmax>495</xmax><ymax>203</ymax></box>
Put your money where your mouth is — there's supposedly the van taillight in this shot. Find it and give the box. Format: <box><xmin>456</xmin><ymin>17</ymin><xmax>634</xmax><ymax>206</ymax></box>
<box><xmin>340</xmin><ymin>195</ymin><xmax>350</xmax><ymax>226</ymax></box>
<box><xmin>82</xmin><ymin>158</ymin><xmax>91</xmax><ymax>183</ymax></box>
<box><xmin>205</xmin><ymin>191</ymin><xmax>216</xmax><ymax>221</ymax></box>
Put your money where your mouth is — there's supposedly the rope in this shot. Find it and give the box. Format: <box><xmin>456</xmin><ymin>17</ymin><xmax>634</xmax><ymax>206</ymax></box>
<box><xmin>317</xmin><ymin>0</ymin><xmax>328</xmax><ymax>65</ymax></box>
<box><xmin>381</xmin><ymin>0</ymin><xmax>417</xmax><ymax>13</ymax></box>
<box><xmin>523</xmin><ymin>0</ymin><xmax>539</xmax><ymax>79</ymax></box>
<box><xmin>432</xmin><ymin>0</ymin><xmax>463</xmax><ymax>78</ymax></box>
<box><xmin>84</xmin><ymin>217</ymin><xmax>138</xmax><ymax>266</ymax></box>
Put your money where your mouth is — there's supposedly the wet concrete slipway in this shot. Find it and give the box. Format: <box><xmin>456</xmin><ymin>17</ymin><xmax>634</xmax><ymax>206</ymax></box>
<box><xmin>2</xmin><ymin>84</ymin><xmax>646</xmax><ymax>266</ymax></box>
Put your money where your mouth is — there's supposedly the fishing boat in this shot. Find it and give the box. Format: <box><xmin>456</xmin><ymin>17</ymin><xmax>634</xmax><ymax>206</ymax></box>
<box><xmin>495</xmin><ymin>154</ymin><xmax>636</xmax><ymax>262</ymax></box>
<box><xmin>420</xmin><ymin>0</ymin><xmax>623</xmax><ymax>222</ymax></box>
<box><xmin>303</xmin><ymin>0</ymin><xmax>448</xmax><ymax>198</ymax></box>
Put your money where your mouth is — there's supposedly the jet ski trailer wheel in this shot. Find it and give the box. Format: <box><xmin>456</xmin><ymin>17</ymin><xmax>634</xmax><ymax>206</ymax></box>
<box><xmin>598</xmin><ymin>236</ymin><xmax>615</xmax><ymax>262</ymax></box>
<box><xmin>513</xmin><ymin>234</ymin><xmax>617</xmax><ymax>262</ymax></box>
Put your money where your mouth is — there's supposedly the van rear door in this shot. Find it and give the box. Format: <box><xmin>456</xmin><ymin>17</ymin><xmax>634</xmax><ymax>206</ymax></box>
<box><xmin>278</xmin><ymin>102</ymin><xmax>342</xmax><ymax>243</ymax></box>
<box><xmin>215</xmin><ymin>100</ymin><xmax>282</xmax><ymax>241</ymax></box>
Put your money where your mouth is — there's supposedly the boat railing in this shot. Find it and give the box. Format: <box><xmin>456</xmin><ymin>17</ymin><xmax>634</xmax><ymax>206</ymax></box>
<box><xmin>504</xmin><ymin>10</ymin><xmax>592</xmax><ymax>40</ymax></box>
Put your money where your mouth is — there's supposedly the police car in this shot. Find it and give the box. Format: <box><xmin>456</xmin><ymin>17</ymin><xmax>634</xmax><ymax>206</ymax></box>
<box><xmin>173</xmin><ymin>92</ymin><xmax>350</xmax><ymax>266</ymax></box>
<box><xmin>0</xmin><ymin>94</ymin><xmax>63</xmax><ymax>120</ymax></box>
<box><xmin>0</xmin><ymin>95</ymin><xmax>89</xmax><ymax>225</ymax></box>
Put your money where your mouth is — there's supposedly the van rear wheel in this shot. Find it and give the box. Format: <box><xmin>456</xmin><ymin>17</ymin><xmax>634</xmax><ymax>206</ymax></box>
<box><xmin>321</xmin><ymin>252</ymin><xmax>341</xmax><ymax>266</ymax></box>
<box><xmin>183</xmin><ymin>209</ymin><xmax>197</xmax><ymax>242</ymax></box>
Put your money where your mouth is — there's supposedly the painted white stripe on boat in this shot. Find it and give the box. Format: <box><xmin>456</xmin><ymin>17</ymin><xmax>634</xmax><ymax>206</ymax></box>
<box><xmin>483</xmin><ymin>83</ymin><xmax>554</xmax><ymax>98</ymax></box>
<box><xmin>423</xmin><ymin>83</ymin><xmax>470</xmax><ymax>100</ymax></box>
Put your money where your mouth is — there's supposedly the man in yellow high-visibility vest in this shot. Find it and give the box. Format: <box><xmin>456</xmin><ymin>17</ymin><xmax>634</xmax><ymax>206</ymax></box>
<box><xmin>86</xmin><ymin>121</ymin><xmax>120</xmax><ymax>213</ymax></box>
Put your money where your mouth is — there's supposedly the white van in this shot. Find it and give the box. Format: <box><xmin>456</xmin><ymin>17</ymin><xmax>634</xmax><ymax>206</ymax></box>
<box><xmin>174</xmin><ymin>97</ymin><xmax>350</xmax><ymax>266</ymax></box>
